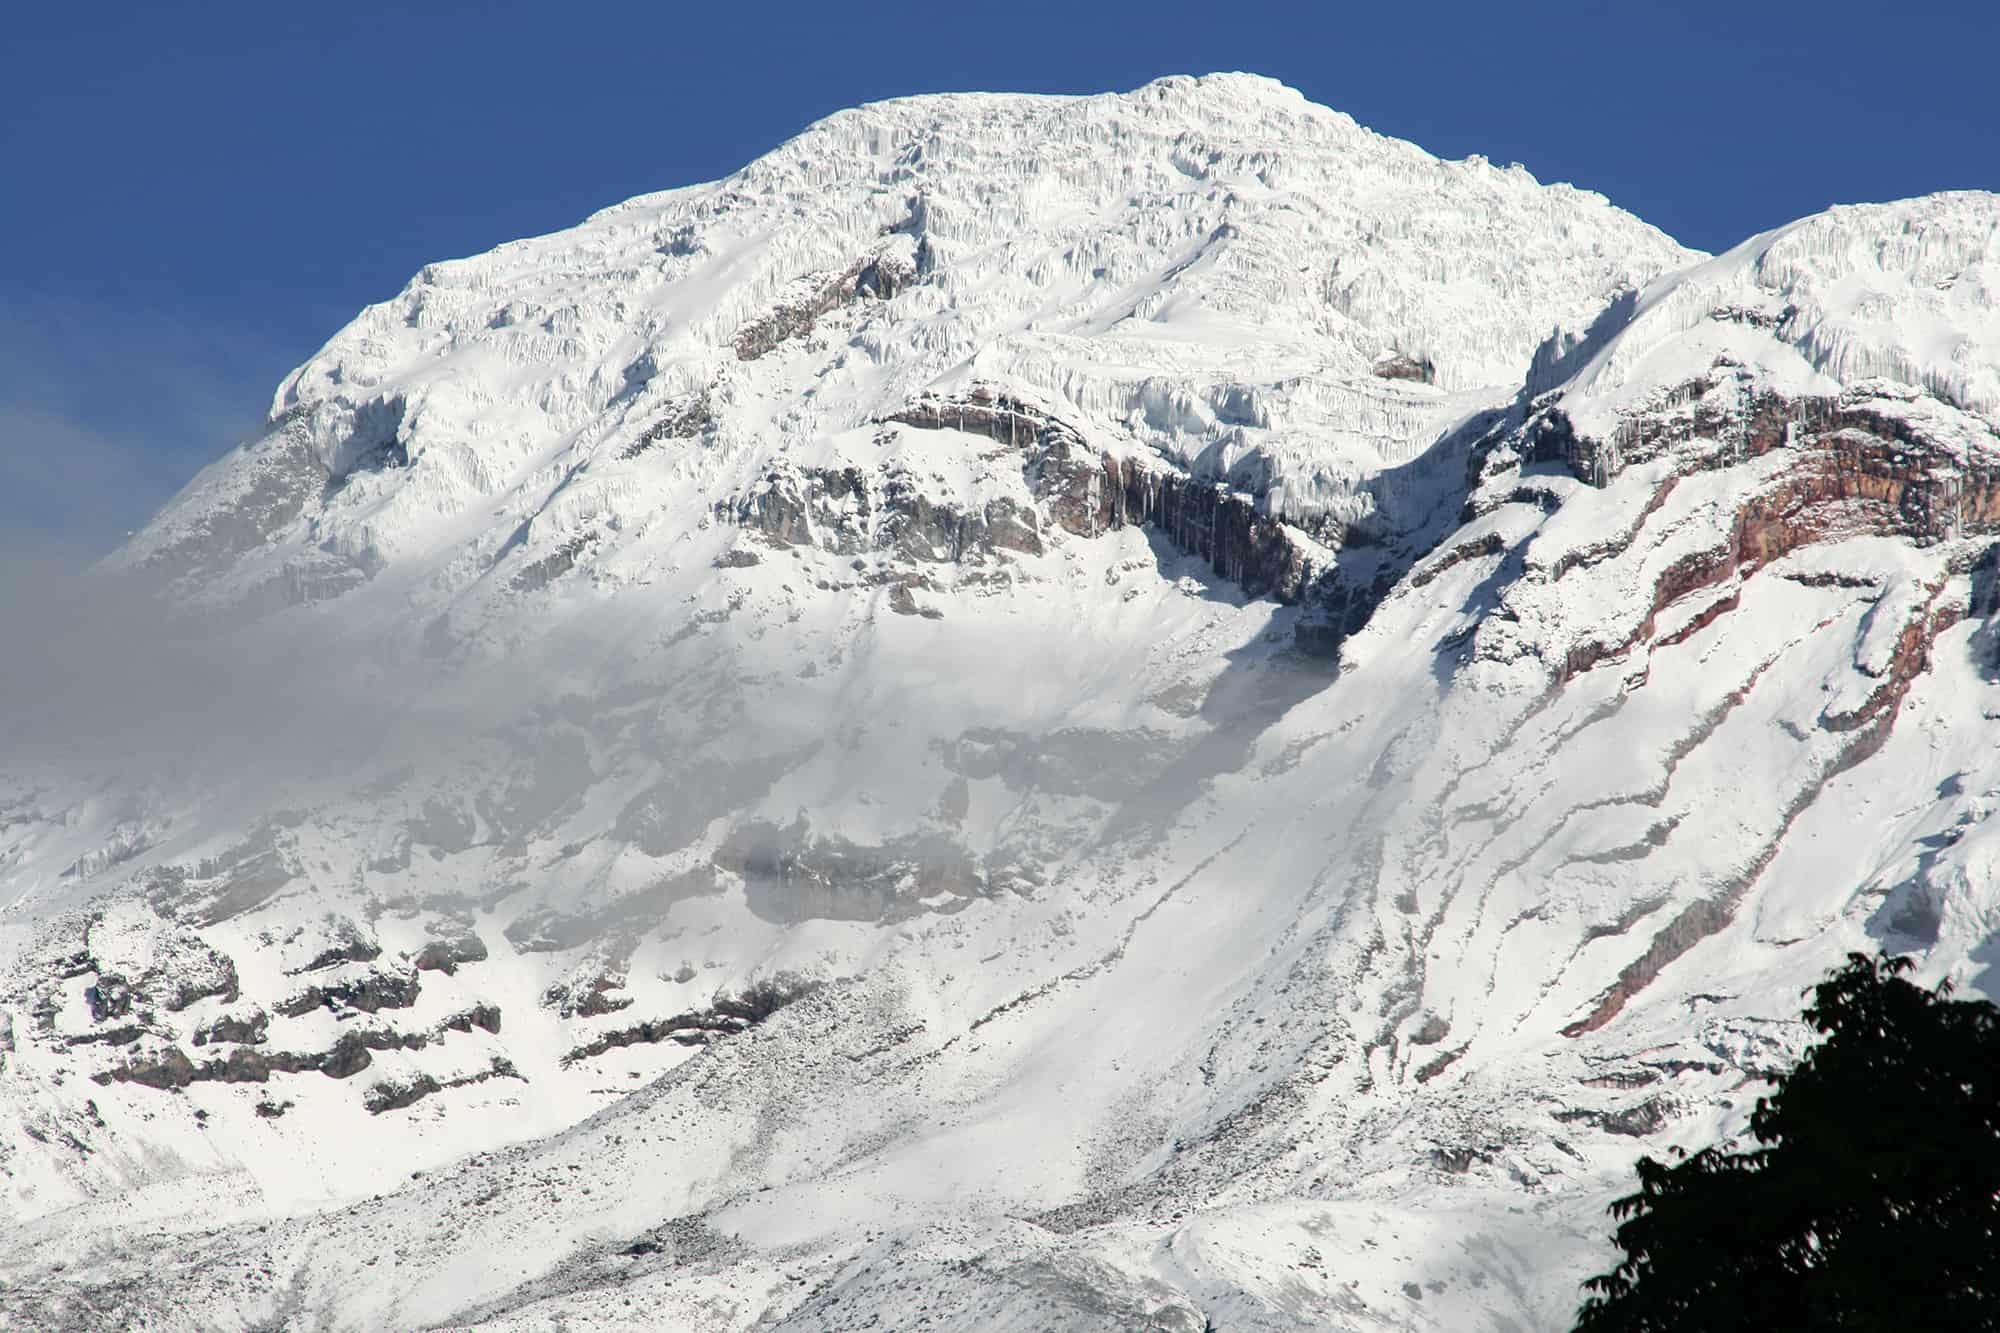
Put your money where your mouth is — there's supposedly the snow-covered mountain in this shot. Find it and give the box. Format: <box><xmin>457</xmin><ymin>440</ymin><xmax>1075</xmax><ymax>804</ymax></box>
<box><xmin>3</xmin><ymin>73</ymin><xmax>1997</xmax><ymax>1330</ymax></box>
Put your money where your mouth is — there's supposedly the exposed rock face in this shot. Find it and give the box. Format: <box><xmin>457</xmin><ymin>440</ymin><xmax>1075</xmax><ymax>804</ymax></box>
<box><xmin>438</xmin><ymin>1003</ymin><xmax>503</xmax><ymax>1036</ymax></box>
<box><xmin>413</xmin><ymin>934</ymin><xmax>489</xmax><ymax>975</ymax></box>
<box><xmin>733</xmin><ymin>251</ymin><xmax>918</xmax><ymax>362</ymax></box>
<box><xmin>561</xmin><ymin>975</ymin><xmax>825</xmax><ymax>1064</ymax></box>
<box><xmin>92</xmin><ymin>1005</ymin><xmax>505</xmax><ymax>1100</ymax></box>
<box><xmin>1492</xmin><ymin>385</ymin><xmax>2000</xmax><ymax>697</ymax></box>
<box><xmin>1431</xmin><ymin>279</ymin><xmax>2000</xmax><ymax>1042</ymax></box>
<box><xmin>108</xmin><ymin>412</ymin><xmax>329</xmax><ymax>587</ymax></box>
<box><xmin>736</xmin><ymin>250</ymin><xmax>920</xmax><ymax>360</ymax></box>
<box><xmin>715</xmin><ymin>381</ymin><xmax>1467</xmax><ymax>657</ymax></box>
<box><xmin>275</xmin><ymin>967</ymin><xmax>421</xmax><ymax>1018</ymax></box>
<box><xmin>1084</xmin><ymin>449</ymin><xmax>1329</xmax><ymax>602</ymax></box>
<box><xmin>29</xmin><ymin>909</ymin><xmax>248</xmax><ymax>1066</ymax></box>
<box><xmin>719</xmin><ymin>819</ymin><xmax>986</xmax><ymax>924</ymax></box>
<box><xmin>545</xmin><ymin>969</ymin><xmax>632</xmax><ymax>1018</ymax></box>
<box><xmin>100</xmin><ymin>1044</ymin><xmax>199</xmax><ymax>1090</ymax></box>
<box><xmin>363</xmin><ymin>1073</ymin><xmax>440</xmax><ymax>1114</ymax></box>
<box><xmin>883</xmin><ymin>388</ymin><xmax>1330</xmax><ymax>595</ymax></box>
<box><xmin>363</xmin><ymin>1057</ymin><xmax>521</xmax><ymax>1115</ymax></box>
<box><xmin>141</xmin><ymin>823</ymin><xmax>299</xmax><ymax>926</ymax></box>
<box><xmin>867</xmin><ymin>386</ymin><xmax>1502</xmax><ymax>657</ymax></box>
<box><xmin>1524</xmin><ymin>388</ymin><xmax>2000</xmax><ymax>540</ymax></box>
<box><xmin>287</xmin><ymin>918</ymin><xmax>382</xmax><ymax>973</ymax></box>
<box><xmin>1557</xmin><ymin>1094</ymin><xmax>1673</xmax><ymax>1138</ymax></box>
<box><xmin>511</xmin><ymin>533</ymin><xmax>598</xmax><ymax>593</ymax></box>
<box><xmin>1372</xmin><ymin>352</ymin><xmax>1435</xmax><ymax>383</ymax></box>
<box><xmin>192</xmin><ymin>1009</ymin><xmax>268</xmax><ymax>1047</ymax></box>
<box><xmin>97</xmin><ymin>1043</ymin><xmax>276</xmax><ymax>1089</ymax></box>
<box><xmin>622</xmin><ymin>390</ymin><xmax>712</xmax><ymax>459</ymax></box>
<box><xmin>722</xmin><ymin>387</ymin><xmax>1423</xmax><ymax>657</ymax></box>
<box><xmin>81</xmin><ymin>976</ymin><xmax>133</xmax><ymax>1025</ymax></box>
<box><xmin>725</xmin><ymin>453</ymin><xmax>1046</xmax><ymax>564</ymax></box>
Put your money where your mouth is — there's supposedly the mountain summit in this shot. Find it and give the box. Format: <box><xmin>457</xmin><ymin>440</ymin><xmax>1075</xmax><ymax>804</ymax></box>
<box><xmin>3</xmin><ymin>75</ymin><xmax>1997</xmax><ymax>1331</ymax></box>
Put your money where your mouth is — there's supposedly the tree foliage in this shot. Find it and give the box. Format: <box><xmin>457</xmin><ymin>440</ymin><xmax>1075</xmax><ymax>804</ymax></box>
<box><xmin>1574</xmin><ymin>952</ymin><xmax>2000</xmax><ymax>1331</ymax></box>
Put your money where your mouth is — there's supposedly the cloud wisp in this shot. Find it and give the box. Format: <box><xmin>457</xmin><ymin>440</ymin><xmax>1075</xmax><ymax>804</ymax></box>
<box><xmin>0</xmin><ymin>295</ymin><xmax>291</xmax><ymax>561</ymax></box>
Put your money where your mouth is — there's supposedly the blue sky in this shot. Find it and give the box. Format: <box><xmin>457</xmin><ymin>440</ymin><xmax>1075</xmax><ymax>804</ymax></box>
<box><xmin>4</xmin><ymin>0</ymin><xmax>1996</xmax><ymax>552</ymax></box>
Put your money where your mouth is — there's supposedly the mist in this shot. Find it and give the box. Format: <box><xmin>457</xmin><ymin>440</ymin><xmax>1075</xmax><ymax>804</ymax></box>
<box><xmin>0</xmin><ymin>296</ymin><xmax>286</xmax><ymax>560</ymax></box>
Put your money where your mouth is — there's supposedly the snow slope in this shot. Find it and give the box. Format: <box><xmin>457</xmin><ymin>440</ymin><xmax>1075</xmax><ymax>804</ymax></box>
<box><xmin>3</xmin><ymin>74</ymin><xmax>1999</xmax><ymax>1332</ymax></box>
<box><xmin>106</xmin><ymin>72</ymin><xmax>1688</xmax><ymax>601</ymax></box>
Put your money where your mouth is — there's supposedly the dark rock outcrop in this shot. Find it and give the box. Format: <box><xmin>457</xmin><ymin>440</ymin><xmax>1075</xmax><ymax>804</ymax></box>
<box><xmin>414</xmin><ymin>933</ymin><xmax>489</xmax><ymax>975</ymax></box>
<box><xmin>142</xmin><ymin>819</ymin><xmax>303</xmax><ymax>926</ymax></box>
<box><xmin>891</xmin><ymin>387</ymin><xmax>1450</xmax><ymax>657</ymax></box>
<box><xmin>1556</xmin><ymin>1096</ymin><xmax>1675</xmax><ymax>1138</ymax></box>
<box><xmin>363</xmin><ymin>1073</ymin><xmax>441</xmax><ymax>1114</ymax></box>
<box><xmin>888</xmin><ymin>387</ymin><xmax>1330</xmax><ymax>599</ymax></box>
<box><xmin>561</xmin><ymin>975</ymin><xmax>825</xmax><ymax>1065</ymax></box>
<box><xmin>192</xmin><ymin>1009</ymin><xmax>269</xmax><ymax>1047</ymax></box>
<box><xmin>718</xmin><ymin>818</ymin><xmax>985</xmax><ymax>924</ymax></box>
<box><xmin>70</xmin><ymin>917</ymin><xmax>242</xmax><ymax>1047</ymax></box>
<box><xmin>713</xmin><ymin>382</ymin><xmax>1448</xmax><ymax>658</ymax></box>
<box><xmin>1506</xmin><ymin>376</ymin><xmax>2000</xmax><ymax>1037</ymax></box>
<box><xmin>1528</xmin><ymin>380</ymin><xmax>2000</xmax><ymax>542</ymax></box>
<box><xmin>101</xmin><ymin>1045</ymin><xmax>198</xmax><ymax>1090</ymax></box>
<box><xmin>622</xmin><ymin>389</ymin><xmax>712</xmax><ymax>459</ymax></box>
<box><xmin>291</xmin><ymin>919</ymin><xmax>382</xmax><ymax>973</ymax></box>
<box><xmin>733</xmin><ymin>252</ymin><xmax>917</xmax><ymax>361</ymax></box>
<box><xmin>1372</xmin><ymin>352</ymin><xmax>1436</xmax><ymax>383</ymax></box>
<box><xmin>437</xmin><ymin>1003</ymin><xmax>503</xmax><ymax>1035</ymax></box>
<box><xmin>544</xmin><ymin>967</ymin><xmax>637</xmax><ymax>1018</ymax></box>
<box><xmin>83</xmin><ymin>975</ymin><xmax>133</xmax><ymax>1024</ymax></box>
<box><xmin>511</xmin><ymin>532</ymin><xmax>599</xmax><ymax>593</ymax></box>
<box><xmin>275</xmin><ymin>967</ymin><xmax>421</xmax><ymax>1018</ymax></box>
<box><xmin>94</xmin><ymin>1025</ymin><xmax>433</xmax><ymax>1090</ymax></box>
<box><xmin>723</xmin><ymin>457</ymin><xmax>1045</xmax><ymax>564</ymax></box>
<box><xmin>362</xmin><ymin>1056</ymin><xmax>523</xmax><ymax>1115</ymax></box>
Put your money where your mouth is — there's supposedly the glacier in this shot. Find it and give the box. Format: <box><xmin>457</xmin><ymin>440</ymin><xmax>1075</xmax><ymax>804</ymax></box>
<box><xmin>1</xmin><ymin>72</ymin><xmax>1998</xmax><ymax>1331</ymax></box>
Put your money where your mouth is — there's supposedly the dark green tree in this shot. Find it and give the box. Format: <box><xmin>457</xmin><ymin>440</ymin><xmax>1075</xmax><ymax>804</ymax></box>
<box><xmin>1574</xmin><ymin>951</ymin><xmax>2000</xmax><ymax>1331</ymax></box>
